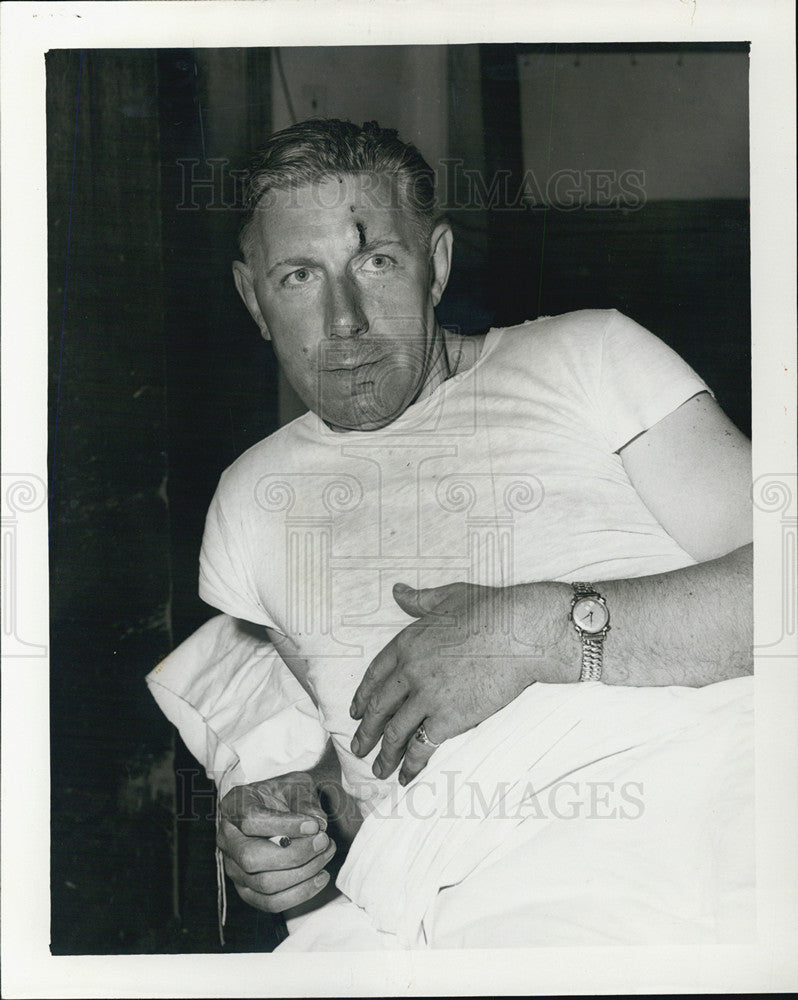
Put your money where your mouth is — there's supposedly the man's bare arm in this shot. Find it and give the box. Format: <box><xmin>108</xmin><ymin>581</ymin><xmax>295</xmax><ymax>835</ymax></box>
<box><xmin>488</xmin><ymin>543</ymin><xmax>752</xmax><ymax>687</ymax></box>
<box><xmin>589</xmin><ymin>543</ymin><xmax>751</xmax><ymax>686</ymax></box>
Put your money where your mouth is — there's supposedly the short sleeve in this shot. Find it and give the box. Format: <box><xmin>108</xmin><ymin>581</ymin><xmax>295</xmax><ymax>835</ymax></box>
<box><xmin>199</xmin><ymin>475</ymin><xmax>278</xmax><ymax>629</ymax></box>
<box><xmin>598</xmin><ymin>310</ymin><xmax>713</xmax><ymax>452</ymax></box>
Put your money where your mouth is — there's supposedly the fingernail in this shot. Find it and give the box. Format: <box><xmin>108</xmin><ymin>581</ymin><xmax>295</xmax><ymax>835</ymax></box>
<box><xmin>373</xmin><ymin>761</ymin><xmax>384</xmax><ymax>779</ymax></box>
<box><xmin>312</xmin><ymin>832</ymin><xmax>328</xmax><ymax>851</ymax></box>
<box><xmin>315</xmin><ymin>871</ymin><xmax>329</xmax><ymax>887</ymax></box>
<box><xmin>394</xmin><ymin>582</ymin><xmax>410</xmax><ymax>593</ymax></box>
<box><xmin>300</xmin><ymin>819</ymin><xmax>318</xmax><ymax>835</ymax></box>
<box><xmin>351</xmin><ymin>735</ymin><xmax>360</xmax><ymax>754</ymax></box>
<box><xmin>349</xmin><ymin>703</ymin><xmax>357</xmax><ymax>719</ymax></box>
<box><xmin>398</xmin><ymin>773</ymin><xmax>408</xmax><ymax>786</ymax></box>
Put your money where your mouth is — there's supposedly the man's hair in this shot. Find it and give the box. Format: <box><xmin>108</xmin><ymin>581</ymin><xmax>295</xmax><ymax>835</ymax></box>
<box><xmin>238</xmin><ymin>118</ymin><xmax>437</xmax><ymax>262</ymax></box>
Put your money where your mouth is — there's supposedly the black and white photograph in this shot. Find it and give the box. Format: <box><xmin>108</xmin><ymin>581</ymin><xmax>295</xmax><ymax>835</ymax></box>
<box><xmin>1</xmin><ymin>1</ymin><xmax>796</xmax><ymax>996</ymax></box>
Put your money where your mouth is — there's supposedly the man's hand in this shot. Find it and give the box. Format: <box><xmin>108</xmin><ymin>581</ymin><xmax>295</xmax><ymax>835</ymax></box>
<box><xmin>217</xmin><ymin>771</ymin><xmax>337</xmax><ymax>913</ymax></box>
<box><xmin>349</xmin><ymin>581</ymin><xmax>565</xmax><ymax>785</ymax></box>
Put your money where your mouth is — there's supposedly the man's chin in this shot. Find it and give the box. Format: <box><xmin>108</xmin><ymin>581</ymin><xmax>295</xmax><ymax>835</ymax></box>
<box><xmin>323</xmin><ymin>412</ymin><xmax>402</xmax><ymax>433</ymax></box>
<box><xmin>320</xmin><ymin>399</ymin><xmax>410</xmax><ymax>433</ymax></box>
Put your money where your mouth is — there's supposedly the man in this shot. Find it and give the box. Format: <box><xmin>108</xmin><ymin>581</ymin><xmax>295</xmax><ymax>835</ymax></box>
<box><xmin>148</xmin><ymin>118</ymin><xmax>752</xmax><ymax>948</ymax></box>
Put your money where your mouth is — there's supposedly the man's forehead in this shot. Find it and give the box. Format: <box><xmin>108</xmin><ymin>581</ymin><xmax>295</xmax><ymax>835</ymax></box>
<box><xmin>260</xmin><ymin>172</ymin><xmax>404</xmax><ymax>218</ymax></box>
<box><xmin>252</xmin><ymin>172</ymin><xmax>412</xmax><ymax>256</ymax></box>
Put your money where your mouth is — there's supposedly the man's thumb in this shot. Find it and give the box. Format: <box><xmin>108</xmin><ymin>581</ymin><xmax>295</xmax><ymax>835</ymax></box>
<box><xmin>392</xmin><ymin>581</ymin><xmax>451</xmax><ymax>617</ymax></box>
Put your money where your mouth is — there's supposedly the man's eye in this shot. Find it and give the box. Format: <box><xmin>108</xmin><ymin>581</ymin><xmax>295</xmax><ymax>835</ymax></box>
<box><xmin>283</xmin><ymin>268</ymin><xmax>314</xmax><ymax>286</ymax></box>
<box><xmin>362</xmin><ymin>254</ymin><xmax>393</xmax><ymax>273</ymax></box>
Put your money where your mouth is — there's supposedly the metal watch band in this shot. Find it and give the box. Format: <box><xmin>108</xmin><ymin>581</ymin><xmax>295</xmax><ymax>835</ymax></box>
<box><xmin>571</xmin><ymin>582</ymin><xmax>608</xmax><ymax>682</ymax></box>
<box><xmin>580</xmin><ymin>636</ymin><xmax>604</xmax><ymax>681</ymax></box>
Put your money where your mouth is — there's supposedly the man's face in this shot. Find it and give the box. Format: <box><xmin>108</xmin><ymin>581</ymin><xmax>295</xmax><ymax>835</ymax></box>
<box><xmin>233</xmin><ymin>173</ymin><xmax>452</xmax><ymax>431</ymax></box>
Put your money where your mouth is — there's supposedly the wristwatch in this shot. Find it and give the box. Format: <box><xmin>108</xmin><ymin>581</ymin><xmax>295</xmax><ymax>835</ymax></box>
<box><xmin>569</xmin><ymin>582</ymin><xmax>611</xmax><ymax>681</ymax></box>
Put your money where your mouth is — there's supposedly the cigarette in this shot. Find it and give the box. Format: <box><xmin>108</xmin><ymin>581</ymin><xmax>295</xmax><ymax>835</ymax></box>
<box><xmin>268</xmin><ymin>835</ymin><xmax>292</xmax><ymax>848</ymax></box>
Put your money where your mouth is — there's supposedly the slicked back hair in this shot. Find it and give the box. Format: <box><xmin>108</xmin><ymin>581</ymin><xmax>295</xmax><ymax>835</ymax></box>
<box><xmin>238</xmin><ymin>118</ymin><xmax>437</xmax><ymax>263</ymax></box>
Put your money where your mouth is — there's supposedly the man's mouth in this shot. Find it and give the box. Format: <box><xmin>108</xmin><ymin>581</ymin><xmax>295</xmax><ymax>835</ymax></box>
<box><xmin>323</xmin><ymin>357</ymin><xmax>386</xmax><ymax>373</ymax></box>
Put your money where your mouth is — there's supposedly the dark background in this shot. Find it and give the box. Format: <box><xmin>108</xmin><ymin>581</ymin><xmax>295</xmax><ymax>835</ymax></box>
<box><xmin>47</xmin><ymin>44</ymin><xmax>750</xmax><ymax>954</ymax></box>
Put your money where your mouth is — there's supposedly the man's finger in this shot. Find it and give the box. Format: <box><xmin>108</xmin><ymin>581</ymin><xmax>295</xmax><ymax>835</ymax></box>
<box><xmin>371</xmin><ymin>697</ymin><xmax>428</xmax><ymax>778</ymax></box>
<box><xmin>223</xmin><ymin>839</ymin><xmax>336</xmax><ymax>893</ymax></box>
<box><xmin>349</xmin><ymin>640</ymin><xmax>399</xmax><ymax>721</ymax></box>
<box><xmin>222</xmin><ymin>778</ymin><xmax>325</xmax><ymax>837</ymax></box>
<box><xmin>234</xmin><ymin>870</ymin><xmax>331</xmax><ymax>914</ymax></box>
<box><xmin>351</xmin><ymin>671</ymin><xmax>410</xmax><ymax>757</ymax></box>
<box><xmin>218</xmin><ymin>818</ymin><xmax>330</xmax><ymax>872</ymax></box>
<box><xmin>279</xmin><ymin>780</ymin><xmax>328</xmax><ymax>834</ymax></box>
<box><xmin>235</xmin><ymin>809</ymin><xmax>322</xmax><ymax>839</ymax></box>
<box><xmin>397</xmin><ymin>730</ymin><xmax>439</xmax><ymax>786</ymax></box>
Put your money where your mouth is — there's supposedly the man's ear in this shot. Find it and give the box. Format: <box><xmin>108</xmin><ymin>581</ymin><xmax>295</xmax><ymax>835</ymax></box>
<box><xmin>232</xmin><ymin>260</ymin><xmax>270</xmax><ymax>340</ymax></box>
<box><xmin>428</xmin><ymin>220</ymin><xmax>454</xmax><ymax>308</ymax></box>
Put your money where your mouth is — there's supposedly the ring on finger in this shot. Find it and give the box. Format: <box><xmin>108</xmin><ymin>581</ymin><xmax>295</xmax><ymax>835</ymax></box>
<box><xmin>414</xmin><ymin>723</ymin><xmax>443</xmax><ymax>748</ymax></box>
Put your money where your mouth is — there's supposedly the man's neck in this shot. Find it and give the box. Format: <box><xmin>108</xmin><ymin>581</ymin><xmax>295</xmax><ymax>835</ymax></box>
<box><xmin>415</xmin><ymin>325</ymin><xmax>486</xmax><ymax>405</ymax></box>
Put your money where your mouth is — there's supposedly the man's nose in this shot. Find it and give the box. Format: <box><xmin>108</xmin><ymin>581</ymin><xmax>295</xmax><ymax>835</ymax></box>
<box><xmin>326</xmin><ymin>276</ymin><xmax>369</xmax><ymax>339</ymax></box>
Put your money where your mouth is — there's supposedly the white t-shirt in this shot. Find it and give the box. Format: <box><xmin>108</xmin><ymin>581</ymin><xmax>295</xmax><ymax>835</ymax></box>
<box><xmin>199</xmin><ymin>309</ymin><xmax>710</xmax><ymax>809</ymax></box>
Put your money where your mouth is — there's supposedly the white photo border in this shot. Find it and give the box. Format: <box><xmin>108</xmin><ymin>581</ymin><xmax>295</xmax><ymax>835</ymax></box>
<box><xmin>1</xmin><ymin>1</ymin><xmax>796</xmax><ymax>996</ymax></box>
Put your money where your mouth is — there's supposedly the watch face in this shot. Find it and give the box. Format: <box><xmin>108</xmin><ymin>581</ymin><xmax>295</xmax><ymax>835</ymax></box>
<box><xmin>572</xmin><ymin>596</ymin><xmax>609</xmax><ymax>634</ymax></box>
